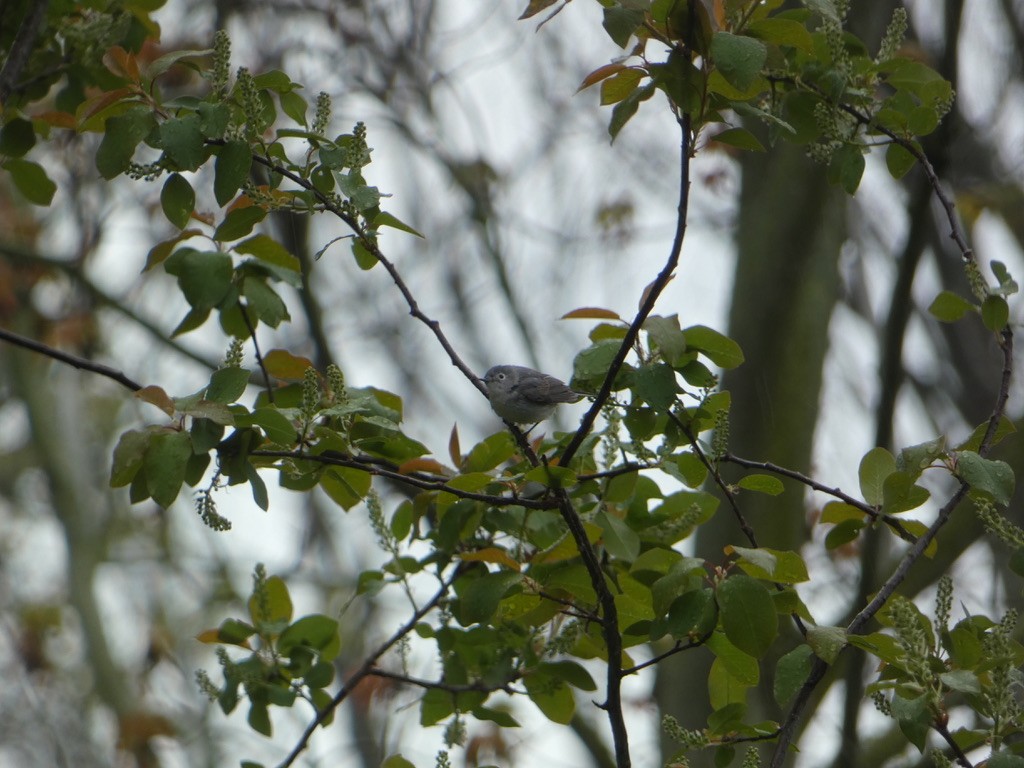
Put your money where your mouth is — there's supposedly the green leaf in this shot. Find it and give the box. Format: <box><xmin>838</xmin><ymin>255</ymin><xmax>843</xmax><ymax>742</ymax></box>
<box><xmin>96</xmin><ymin>107</ymin><xmax>156</xmax><ymax>179</ymax></box>
<box><xmin>419</xmin><ymin>688</ymin><xmax>453</xmax><ymax>726</ymax></box>
<box><xmin>381</xmin><ymin>755</ymin><xmax>417</xmax><ymax>768</ymax></box>
<box><xmin>602</xmin><ymin>6</ymin><xmax>644</xmax><ymax>48</ymax></box>
<box><xmin>249</xmin><ymin>574</ymin><xmax>293</xmax><ymax>626</ymax></box>
<box><xmin>159</xmin><ymin>115</ymin><xmax>205</xmax><ymax>170</ymax></box>
<box><xmin>885</xmin><ymin>142</ymin><xmax>917</xmax><ymax>179</ymax></box>
<box><xmin>728</xmin><ymin>546</ymin><xmax>808</xmax><ymax>584</ymax></box>
<box><xmin>717</xmin><ymin>575</ymin><xmax>778</xmax><ymax>658</ymax></box>
<box><xmin>244</xmin><ymin>408</ymin><xmax>297</xmax><ymax>444</ymax></box>
<box><xmin>601</xmin><ymin>68</ymin><xmax>645</xmax><ymax>105</ymax></box>
<box><xmin>881</xmin><ymin>470</ymin><xmax>930</xmax><ymax>514</ymax></box>
<box><xmin>608</xmin><ymin>82</ymin><xmax>655</xmax><ymax>141</ymax></box>
<box><xmin>320</xmin><ymin>467</ymin><xmax>372</xmax><ymax>510</ymax></box>
<box><xmin>214</xmin><ymin>206</ymin><xmax>266</xmax><ymax>242</ymax></box>
<box><xmin>541</xmin><ymin>660</ymin><xmax>598</xmax><ymax>691</ymax></box>
<box><xmin>859</xmin><ymin>447</ymin><xmax>895</xmax><ymax>506</ymax></box>
<box><xmin>713</xmin><ymin>127</ymin><xmax>765</xmax><ymax>152</ymax></box>
<box><xmin>989</xmin><ymin>753</ymin><xmax>1024</xmax><ymax>768</ymax></box>
<box><xmin>634</xmin><ymin>362</ymin><xmax>679</xmax><ymax>409</ymax></box>
<box><xmin>774</xmin><ymin>644</ymin><xmax>812</xmax><ymax>706</ymax></box>
<box><xmin>524</xmin><ymin>673</ymin><xmax>575</xmax><ymax>724</ymax></box>
<box><xmin>160</xmin><ymin>173</ymin><xmax>195</xmax><ymax>229</ymax></box>
<box><xmin>206</xmin><ymin>366</ymin><xmax>250</xmax><ymax>403</ymax></box>
<box><xmin>110</xmin><ymin>429</ymin><xmax>153</xmax><ymax>487</ymax></box>
<box><xmin>736</xmin><ymin>474</ymin><xmax>784</xmax><ymax>496</ymax></box>
<box><xmin>373</xmin><ymin>210</ymin><xmax>425</xmax><ymax>238</ymax></box>
<box><xmin>471</xmin><ymin>706</ymin><xmax>520</xmax><ymax>728</ymax></box>
<box><xmin>143</xmin><ymin>430</ymin><xmax>193</xmax><ymax>507</ymax></box>
<box><xmin>196</xmin><ymin>101</ymin><xmax>230</xmax><ymax>138</ymax></box>
<box><xmin>991</xmin><ymin>260</ymin><xmax>1019</xmax><ymax>296</ymax></box>
<box><xmin>828</xmin><ymin>144</ymin><xmax>866</xmax><ymax>194</ymax></box>
<box><xmin>891</xmin><ymin>693</ymin><xmax>929</xmax><ymax>752</ymax></box>
<box><xmin>672</xmin><ymin>452</ymin><xmax>708</xmax><ymax>488</ymax></box>
<box><xmin>0</xmin><ymin>117</ymin><xmax>36</xmax><ymax>157</ymax></box>
<box><xmin>708</xmin><ymin>656</ymin><xmax>750</xmax><ymax>710</ymax></box>
<box><xmin>683</xmin><ymin>325</ymin><xmax>744</xmax><ymax>368</ymax></box>
<box><xmin>644</xmin><ymin>314</ymin><xmax>687</xmax><ymax>365</ymax></box>
<box><xmin>247</xmin><ymin>703</ymin><xmax>272</xmax><ymax>737</ymax></box>
<box><xmin>825</xmin><ymin>518</ymin><xmax>864</xmax><ymax>549</ymax></box>
<box><xmin>214</xmin><ymin>140</ymin><xmax>253</xmax><ymax>206</ymax></box>
<box><xmin>458</xmin><ymin>571</ymin><xmax>522</xmax><ymax>625</ymax></box>
<box><xmin>351</xmin><ymin>239</ymin><xmax>377</xmax><ymax>270</ymax></box>
<box><xmin>928</xmin><ymin>290</ymin><xmax>975</xmax><ymax>322</ymax></box>
<box><xmin>957</xmin><ymin>416</ymin><xmax>1015</xmax><ymax>452</ymax></box>
<box><xmin>939</xmin><ymin>669</ymin><xmax>981</xmax><ymax>694</ymax></box>
<box><xmin>745</xmin><ymin>17</ymin><xmax>814</xmax><ymax>51</ymax></box>
<box><xmin>664</xmin><ymin>587</ymin><xmax>716</xmax><ymax>639</ymax></box>
<box><xmin>3</xmin><ymin>159</ymin><xmax>56</xmax><ymax>205</ymax></box>
<box><xmin>278</xmin><ymin>615</ymin><xmax>341</xmax><ymax>659</ymax></box>
<box><xmin>213</xmin><ymin>617</ymin><xmax>256</xmax><ymax>645</ymax></box>
<box><xmin>958</xmin><ymin>451</ymin><xmax>1015</xmax><ymax>505</ymax></box>
<box><xmin>806</xmin><ymin>625</ymin><xmax>847</xmax><ymax>664</ymax></box>
<box><xmin>711</xmin><ymin>32</ymin><xmax>767</xmax><ymax>92</ymax></box>
<box><xmin>706</xmin><ymin>633</ymin><xmax>759</xmax><ymax>686</ymax></box>
<box><xmin>463</xmin><ymin>432</ymin><xmax>516</xmax><ymax>472</ymax></box>
<box><xmin>164</xmin><ymin>249</ymin><xmax>234</xmax><ymax>310</ymax></box>
<box><xmin>279</xmin><ymin>89</ymin><xmax>307</xmax><ymax>126</ymax></box>
<box><xmin>242</xmin><ymin>276</ymin><xmax>289</xmax><ymax>328</ymax></box>
<box><xmin>982</xmin><ymin>295</ymin><xmax>1009</xmax><ymax>332</ymax></box>
<box><xmin>595</xmin><ymin>509</ymin><xmax>641</xmax><ymax>562</ymax></box>
<box><xmin>896</xmin><ymin>437</ymin><xmax>946</xmax><ymax>478</ymax></box>
<box><xmin>236</xmin><ymin>234</ymin><xmax>301</xmax><ymax>271</ymax></box>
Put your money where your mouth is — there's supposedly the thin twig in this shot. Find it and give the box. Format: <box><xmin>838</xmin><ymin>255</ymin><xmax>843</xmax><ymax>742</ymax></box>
<box><xmin>721</xmin><ymin>453</ymin><xmax>918</xmax><ymax>543</ymax></box>
<box><xmin>250</xmin><ymin>448</ymin><xmax>559</xmax><ymax>508</ymax></box>
<box><xmin>366</xmin><ymin>668</ymin><xmax>520</xmax><ymax>695</ymax></box>
<box><xmin>934</xmin><ymin>718</ymin><xmax>975</xmax><ymax>767</ymax></box>
<box><xmin>240</xmin><ymin>304</ymin><xmax>275</xmax><ymax>405</ymax></box>
<box><xmin>769</xmin><ymin>330</ymin><xmax>1013</xmax><ymax>768</ymax></box>
<box><xmin>0</xmin><ymin>325</ymin><xmax>143</xmax><ymax>391</ymax></box>
<box><xmin>0</xmin><ymin>242</ymin><xmax>219</xmax><ymax>370</ymax></box>
<box><xmin>670</xmin><ymin>413</ymin><xmax>759</xmax><ymax>548</ymax></box>
<box><xmin>276</xmin><ymin>571</ymin><xmax>457</xmax><ymax>768</ymax></box>
<box><xmin>622</xmin><ymin>630</ymin><xmax>712</xmax><ymax>676</ymax></box>
<box><xmin>559</xmin><ymin>114</ymin><xmax>692</xmax><ymax>466</ymax></box>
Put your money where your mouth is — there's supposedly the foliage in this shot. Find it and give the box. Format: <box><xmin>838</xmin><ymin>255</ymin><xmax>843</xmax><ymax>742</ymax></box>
<box><xmin>0</xmin><ymin>1</ymin><xmax>1019</xmax><ymax>768</ymax></box>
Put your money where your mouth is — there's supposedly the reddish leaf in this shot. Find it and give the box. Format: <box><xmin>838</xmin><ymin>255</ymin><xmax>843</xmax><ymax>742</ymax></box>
<box><xmin>577</xmin><ymin>62</ymin><xmax>628</xmax><ymax>92</ymax></box>
<box><xmin>460</xmin><ymin>547</ymin><xmax>521</xmax><ymax>571</ymax></box>
<box><xmin>449</xmin><ymin>423</ymin><xmax>462</xmax><ymax>466</ymax></box>
<box><xmin>561</xmin><ymin>307</ymin><xmax>623</xmax><ymax>320</ymax></box>
<box><xmin>136</xmin><ymin>385</ymin><xmax>175</xmax><ymax>416</ymax></box>
<box><xmin>396</xmin><ymin>458</ymin><xmax>449</xmax><ymax>476</ymax></box>
<box><xmin>262</xmin><ymin>349</ymin><xmax>314</xmax><ymax>381</ymax></box>
<box><xmin>519</xmin><ymin>0</ymin><xmax>559</xmax><ymax>20</ymax></box>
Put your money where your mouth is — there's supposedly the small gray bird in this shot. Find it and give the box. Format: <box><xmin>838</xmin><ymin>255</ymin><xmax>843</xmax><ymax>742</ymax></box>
<box><xmin>482</xmin><ymin>365</ymin><xmax>582</xmax><ymax>424</ymax></box>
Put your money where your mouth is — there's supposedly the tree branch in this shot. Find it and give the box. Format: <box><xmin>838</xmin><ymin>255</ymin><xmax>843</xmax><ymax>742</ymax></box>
<box><xmin>720</xmin><ymin>453</ymin><xmax>918</xmax><ymax>543</ymax></box>
<box><xmin>559</xmin><ymin>114</ymin><xmax>692</xmax><ymax>466</ymax></box>
<box><xmin>0</xmin><ymin>0</ymin><xmax>50</xmax><ymax>104</ymax></box>
<box><xmin>277</xmin><ymin>570</ymin><xmax>458</xmax><ymax>768</ymax></box>
<box><xmin>0</xmin><ymin>325</ymin><xmax>142</xmax><ymax>392</ymax></box>
<box><xmin>769</xmin><ymin>329</ymin><xmax>1013</xmax><ymax>767</ymax></box>
<box><xmin>250</xmin><ymin>448</ymin><xmax>559</xmax><ymax>507</ymax></box>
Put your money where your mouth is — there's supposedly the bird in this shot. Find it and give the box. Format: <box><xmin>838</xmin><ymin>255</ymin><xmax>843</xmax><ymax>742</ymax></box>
<box><xmin>482</xmin><ymin>365</ymin><xmax>582</xmax><ymax>425</ymax></box>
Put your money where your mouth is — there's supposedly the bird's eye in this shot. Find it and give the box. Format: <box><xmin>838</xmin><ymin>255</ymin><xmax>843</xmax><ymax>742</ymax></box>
<box><xmin>496</xmin><ymin>373</ymin><xmax>506</xmax><ymax>381</ymax></box>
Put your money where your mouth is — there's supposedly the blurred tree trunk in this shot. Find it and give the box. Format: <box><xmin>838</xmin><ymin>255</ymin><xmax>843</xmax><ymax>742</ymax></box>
<box><xmin>655</xmin><ymin>139</ymin><xmax>846</xmax><ymax>764</ymax></box>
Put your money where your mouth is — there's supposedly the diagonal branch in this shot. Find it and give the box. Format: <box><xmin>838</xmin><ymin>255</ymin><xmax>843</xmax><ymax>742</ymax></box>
<box><xmin>0</xmin><ymin>325</ymin><xmax>142</xmax><ymax>392</ymax></box>
<box><xmin>720</xmin><ymin>453</ymin><xmax>918</xmax><ymax>543</ymax></box>
<box><xmin>276</xmin><ymin>570</ymin><xmax>458</xmax><ymax>768</ymax></box>
<box><xmin>769</xmin><ymin>329</ymin><xmax>1013</xmax><ymax>768</ymax></box>
<box><xmin>559</xmin><ymin>114</ymin><xmax>692</xmax><ymax>466</ymax></box>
